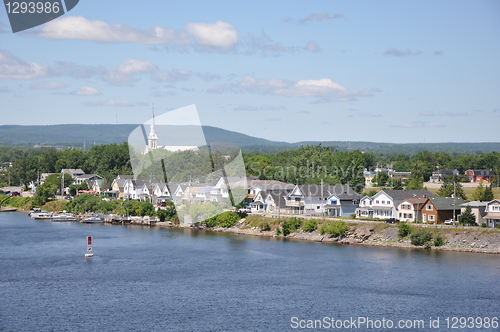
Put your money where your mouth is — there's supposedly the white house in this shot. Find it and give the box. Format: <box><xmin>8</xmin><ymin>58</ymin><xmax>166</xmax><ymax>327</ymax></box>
<box><xmin>355</xmin><ymin>190</ymin><xmax>434</xmax><ymax>219</ymax></box>
<box><xmin>484</xmin><ymin>199</ymin><xmax>500</xmax><ymax>228</ymax></box>
<box><xmin>284</xmin><ymin>184</ymin><xmax>361</xmax><ymax>217</ymax></box>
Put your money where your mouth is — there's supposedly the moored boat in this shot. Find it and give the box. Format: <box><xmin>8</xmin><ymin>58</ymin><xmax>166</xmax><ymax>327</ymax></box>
<box><xmin>81</xmin><ymin>214</ymin><xmax>104</xmax><ymax>223</ymax></box>
<box><xmin>51</xmin><ymin>213</ymin><xmax>77</xmax><ymax>222</ymax></box>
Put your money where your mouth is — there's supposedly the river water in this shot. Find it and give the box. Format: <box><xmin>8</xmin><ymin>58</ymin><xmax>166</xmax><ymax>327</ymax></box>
<box><xmin>1</xmin><ymin>213</ymin><xmax>499</xmax><ymax>331</ymax></box>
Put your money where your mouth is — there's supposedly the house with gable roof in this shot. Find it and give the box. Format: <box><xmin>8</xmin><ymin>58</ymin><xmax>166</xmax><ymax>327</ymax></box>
<box><xmin>355</xmin><ymin>190</ymin><xmax>434</xmax><ymax>220</ymax></box>
<box><xmin>465</xmin><ymin>169</ymin><xmax>495</xmax><ymax>183</ymax></box>
<box><xmin>110</xmin><ymin>175</ymin><xmax>134</xmax><ymax>199</ymax></box>
<box><xmin>484</xmin><ymin>199</ymin><xmax>500</xmax><ymax>228</ymax></box>
<box><xmin>420</xmin><ymin>196</ymin><xmax>465</xmax><ymax>224</ymax></box>
<box><xmin>396</xmin><ymin>198</ymin><xmax>426</xmax><ymax>222</ymax></box>
<box><xmin>284</xmin><ymin>184</ymin><xmax>361</xmax><ymax>216</ymax></box>
<box><xmin>460</xmin><ymin>201</ymin><xmax>488</xmax><ymax>226</ymax></box>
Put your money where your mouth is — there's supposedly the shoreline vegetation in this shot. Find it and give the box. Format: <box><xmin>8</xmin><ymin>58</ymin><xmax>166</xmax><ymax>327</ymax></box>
<box><xmin>3</xmin><ymin>196</ymin><xmax>500</xmax><ymax>255</ymax></box>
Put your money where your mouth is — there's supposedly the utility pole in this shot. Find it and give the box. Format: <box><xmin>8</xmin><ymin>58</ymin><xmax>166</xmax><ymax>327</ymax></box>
<box><xmin>453</xmin><ymin>181</ymin><xmax>456</xmax><ymax>223</ymax></box>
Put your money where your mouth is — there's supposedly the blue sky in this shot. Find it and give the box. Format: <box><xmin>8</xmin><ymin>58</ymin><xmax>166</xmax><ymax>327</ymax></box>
<box><xmin>0</xmin><ymin>0</ymin><xmax>499</xmax><ymax>143</ymax></box>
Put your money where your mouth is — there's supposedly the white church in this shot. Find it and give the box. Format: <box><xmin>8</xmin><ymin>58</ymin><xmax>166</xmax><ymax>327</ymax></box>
<box><xmin>143</xmin><ymin>105</ymin><xmax>200</xmax><ymax>154</ymax></box>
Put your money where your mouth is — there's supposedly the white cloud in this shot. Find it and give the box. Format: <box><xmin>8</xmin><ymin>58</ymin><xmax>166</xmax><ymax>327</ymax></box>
<box><xmin>299</xmin><ymin>12</ymin><xmax>344</xmax><ymax>24</ymax></box>
<box><xmin>30</xmin><ymin>81</ymin><xmax>67</xmax><ymax>89</ymax></box>
<box><xmin>83</xmin><ymin>99</ymin><xmax>135</xmax><ymax>107</ymax></box>
<box><xmin>384</xmin><ymin>48</ymin><xmax>422</xmax><ymax>57</ymax></box>
<box><xmin>116</xmin><ymin>59</ymin><xmax>157</xmax><ymax>74</ymax></box>
<box><xmin>304</xmin><ymin>41</ymin><xmax>321</xmax><ymax>53</ymax></box>
<box><xmin>284</xmin><ymin>12</ymin><xmax>344</xmax><ymax>25</ymax></box>
<box><xmin>152</xmin><ymin>69</ymin><xmax>191</xmax><ymax>82</ymax></box>
<box><xmin>214</xmin><ymin>76</ymin><xmax>371</xmax><ymax>102</ymax></box>
<box><xmin>185</xmin><ymin>21</ymin><xmax>238</xmax><ymax>50</ymax></box>
<box><xmin>0</xmin><ymin>50</ymin><xmax>47</xmax><ymax>79</ymax></box>
<box><xmin>38</xmin><ymin>16</ymin><xmax>188</xmax><ymax>45</ymax></box>
<box><xmin>73</xmin><ymin>86</ymin><xmax>101</xmax><ymax>96</ymax></box>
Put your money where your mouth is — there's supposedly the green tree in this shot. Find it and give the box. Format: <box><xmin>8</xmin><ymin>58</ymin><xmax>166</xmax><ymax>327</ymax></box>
<box><xmin>405</xmin><ymin>175</ymin><xmax>425</xmax><ymax>190</ymax></box>
<box><xmin>398</xmin><ymin>222</ymin><xmax>413</xmax><ymax>238</ymax></box>
<box><xmin>459</xmin><ymin>205</ymin><xmax>477</xmax><ymax>226</ymax></box>
<box><xmin>472</xmin><ymin>183</ymin><xmax>485</xmax><ymax>201</ymax></box>
<box><xmin>372</xmin><ymin>171</ymin><xmax>389</xmax><ymax>187</ymax></box>
<box><xmin>436</xmin><ymin>176</ymin><xmax>467</xmax><ymax>200</ymax></box>
<box><xmin>387</xmin><ymin>178</ymin><xmax>403</xmax><ymax>190</ymax></box>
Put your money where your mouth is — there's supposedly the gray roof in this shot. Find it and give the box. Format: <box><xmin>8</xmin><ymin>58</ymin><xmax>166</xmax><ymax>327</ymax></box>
<box><xmin>293</xmin><ymin>185</ymin><xmax>362</xmax><ymax>201</ymax></box>
<box><xmin>460</xmin><ymin>200</ymin><xmax>488</xmax><ymax>207</ymax></box>
<box><xmin>116</xmin><ymin>175</ymin><xmax>134</xmax><ymax>179</ymax></box>
<box><xmin>381</xmin><ymin>190</ymin><xmax>435</xmax><ymax>201</ymax></box>
<box><xmin>433</xmin><ymin>169</ymin><xmax>458</xmax><ymax>175</ymax></box>
<box><xmin>428</xmin><ymin>197</ymin><xmax>465</xmax><ymax>210</ymax></box>
<box><xmin>75</xmin><ymin>174</ymin><xmax>103</xmax><ymax>180</ymax></box>
<box><xmin>466</xmin><ymin>169</ymin><xmax>495</xmax><ymax>176</ymax></box>
<box><xmin>250</xmin><ymin>182</ymin><xmax>296</xmax><ymax>191</ymax></box>
<box><xmin>196</xmin><ymin>186</ymin><xmax>214</xmax><ymax>193</ymax></box>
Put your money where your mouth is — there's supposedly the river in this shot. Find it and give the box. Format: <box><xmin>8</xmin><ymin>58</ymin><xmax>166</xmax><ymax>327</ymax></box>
<box><xmin>1</xmin><ymin>212</ymin><xmax>499</xmax><ymax>331</ymax></box>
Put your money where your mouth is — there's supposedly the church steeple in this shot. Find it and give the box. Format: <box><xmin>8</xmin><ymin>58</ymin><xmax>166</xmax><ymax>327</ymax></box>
<box><xmin>145</xmin><ymin>103</ymin><xmax>158</xmax><ymax>153</ymax></box>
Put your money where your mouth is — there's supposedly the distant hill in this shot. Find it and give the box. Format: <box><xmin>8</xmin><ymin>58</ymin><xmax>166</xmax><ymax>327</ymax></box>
<box><xmin>0</xmin><ymin>124</ymin><xmax>499</xmax><ymax>155</ymax></box>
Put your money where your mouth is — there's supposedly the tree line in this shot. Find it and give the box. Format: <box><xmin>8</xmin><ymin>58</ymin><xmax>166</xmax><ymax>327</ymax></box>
<box><xmin>1</xmin><ymin>144</ymin><xmax>500</xmax><ymax>192</ymax></box>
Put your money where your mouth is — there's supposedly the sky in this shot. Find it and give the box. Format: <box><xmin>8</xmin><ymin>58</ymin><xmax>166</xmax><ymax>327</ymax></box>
<box><xmin>0</xmin><ymin>0</ymin><xmax>499</xmax><ymax>144</ymax></box>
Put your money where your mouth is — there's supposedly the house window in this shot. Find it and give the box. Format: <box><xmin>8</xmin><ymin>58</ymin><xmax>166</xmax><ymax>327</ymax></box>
<box><xmin>375</xmin><ymin>200</ymin><xmax>379</xmax><ymax>204</ymax></box>
<box><xmin>317</xmin><ymin>206</ymin><xmax>320</xmax><ymax>209</ymax></box>
<box><xmin>429</xmin><ymin>215</ymin><xmax>435</xmax><ymax>221</ymax></box>
<box><xmin>491</xmin><ymin>206</ymin><xmax>500</xmax><ymax>212</ymax></box>
<box><xmin>426</xmin><ymin>205</ymin><xmax>433</xmax><ymax>211</ymax></box>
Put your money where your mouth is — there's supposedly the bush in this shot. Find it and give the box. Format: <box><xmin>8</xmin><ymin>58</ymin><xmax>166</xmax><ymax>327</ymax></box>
<box><xmin>303</xmin><ymin>219</ymin><xmax>318</xmax><ymax>232</ymax></box>
<box><xmin>318</xmin><ymin>221</ymin><xmax>348</xmax><ymax>237</ymax></box>
<box><xmin>398</xmin><ymin>222</ymin><xmax>413</xmax><ymax>238</ymax></box>
<box><xmin>259</xmin><ymin>222</ymin><xmax>271</xmax><ymax>231</ymax></box>
<box><xmin>410</xmin><ymin>229</ymin><xmax>433</xmax><ymax>246</ymax></box>
<box><xmin>481</xmin><ymin>223</ymin><xmax>487</xmax><ymax>228</ymax></box>
<box><xmin>202</xmin><ymin>211</ymin><xmax>241</xmax><ymax>228</ymax></box>
<box><xmin>275</xmin><ymin>227</ymin><xmax>282</xmax><ymax>235</ymax></box>
<box><xmin>281</xmin><ymin>217</ymin><xmax>303</xmax><ymax>236</ymax></box>
<box><xmin>350</xmin><ymin>213</ymin><xmax>357</xmax><ymax>219</ymax></box>
<box><xmin>433</xmin><ymin>233</ymin><xmax>445</xmax><ymax>247</ymax></box>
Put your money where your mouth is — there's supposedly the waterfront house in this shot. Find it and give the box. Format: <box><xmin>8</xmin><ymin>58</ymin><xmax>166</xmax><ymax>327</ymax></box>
<box><xmin>396</xmin><ymin>198</ymin><xmax>426</xmax><ymax>222</ymax></box>
<box><xmin>151</xmin><ymin>182</ymin><xmax>172</xmax><ymax>204</ymax></box>
<box><xmin>209</xmin><ymin>176</ymin><xmax>259</xmax><ymax>203</ymax></box>
<box><xmin>484</xmin><ymin>199</ymin><xmax>500</xmax><ymax>228</ymax></box>
<box><xmin>110</xmin><ymin>175</ymin><xmax>134</xmax><ymax>200</ymax></box>
<box><xmin>355</xmin><ymin>190</ymin><xmax>434</xmax><ymax>220</ymax></box>
<box><xmin>195</xmin><ymin>186</ymin><xmax>214</xmax><ymax>202</ymax></box>
<box><xmin>460</xmin><ymin>201</ymin><xmax>488</xmax><ymax>226</ymax></box>
<box><xmin>465</xmin><ymin>169</ymin><xmax>495</xmax><ymax>183</ymax></box>
<box><xmin>284</xmin><ymin>184</ymin><xmax>361</xmax><ymax>217</ymax></box>
<box><xmin>420</xmin><ymin>197</ymin><xmax>465</xmax><ymax>224</ymax></box>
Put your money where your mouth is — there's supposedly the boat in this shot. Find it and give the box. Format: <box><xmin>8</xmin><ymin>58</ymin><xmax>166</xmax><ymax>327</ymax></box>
<box><xmin>30</xmin><ymin>210</ymin><xmax>53</xmax><ymax>219</ymax></box>
<box><xmin>81</xmin><ymin>214</ymin><xmax>104</xmax><ymax>223</ymax></box>
<box><xmin>0</xmin><ymin>207</ymin><xmax>17</xmax><ymax>212</ymax></box>
<box><xmin>51</xmin><ymin>213</ymin><xmax>77</xmax><ymax>222</ymax></box>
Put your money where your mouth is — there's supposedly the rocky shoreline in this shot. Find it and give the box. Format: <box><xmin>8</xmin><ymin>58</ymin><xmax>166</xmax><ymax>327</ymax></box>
<box><xmin>157</xmin><ymin>220</ymin><xmax>500</xmax><ymax>254</ymax></box>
